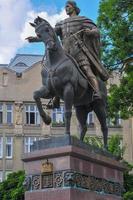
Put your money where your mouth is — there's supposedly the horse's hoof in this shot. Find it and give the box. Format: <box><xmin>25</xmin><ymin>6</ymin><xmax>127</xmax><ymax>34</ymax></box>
<box><xmin>103</xmin><ymin>145</ymin><xmax>108</xmax><ymax>152</ymax></box>
<box><xmin>46</xmin><ymin>117</ymin><xmax>51</xmax><ymax>125</ymax></box>
<box><xmin>42</xmin><ymin>116</ymin><xmax>51</xmax><ymax>125</ymax></box>
<box><xmin>80</xmin><ymin>136</ymin><xmax>84</xmax><ymax>141</ymax></box>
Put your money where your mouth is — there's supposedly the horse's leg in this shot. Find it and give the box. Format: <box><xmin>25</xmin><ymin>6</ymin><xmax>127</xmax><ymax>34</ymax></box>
<box><xmin>93</xmin><ymin>100</ymin><xmax>108</xmax><ymax>150</ymax></box>
<box><xmin>33</xmin><ymin>86</ymin><xmax>51</xmax><ymax>125</ymax></box>
<box><xmin>75</xmin><ymin>106</ymin><xmax>88</xmax><ymax>141</ymax></box>
<box><xmin>63</xmin><ymin>83</ymin><xmax>74</xmax><ymax>135</ymax></box>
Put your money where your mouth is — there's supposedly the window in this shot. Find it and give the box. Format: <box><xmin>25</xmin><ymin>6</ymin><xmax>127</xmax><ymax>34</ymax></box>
<box><xmin>2</xmin><ymin>72</ymin><xmax>8</xmax><ymax>86</ymax></box>
<box><xmin>0</xmin><ymin>137</ymin><xmax>3</xmax><ymax>158</ymax></box>
<box><xmin>108</xmin><ymin>112</ymin><xmax>122</xmax><ymax>127</ymax></box>
<box><xmin>52</xmin><ymin>106</ymin><xmax>65</xmax><ymax>126</ymax></box>
<box><xmin>0</xmin><ymin>171</ymin><xmax>3</xmax><ymax>182</ymax></box>
<box><xmin>6</xmin><ymin>104</ymin><xmax>13</xmax><ymax>124</ymax></box>
<box><xmin>6</xmin><ymin>137</ymin><xmax>13</xmax><ymax>158</ymax></box>
<box><xmin>87</xmin><ymin>112</ymin><xmax>94</xmax><ymax>126</ymax></box>
<box><xmin>25</xmin><ymin>105</ymin><xmax>40</xmax><ymax>125</ymax></box>
<box><xmin>116</xmin><ymin>112</ymin><xmax>122</xmax><ymax>126</ymax></box>
<box><xmin>24</xmin><ymin>137</ymin><xmax>39</xmax><ymax>153</ymax></box>
<box><xmin>0</xmin><ymin>104</ymin><xmax>3</xmax><ymax>124</ymax></box>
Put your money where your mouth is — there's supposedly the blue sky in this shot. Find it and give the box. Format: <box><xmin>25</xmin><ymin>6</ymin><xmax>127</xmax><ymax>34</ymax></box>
<box><xmin>31</xmin><ymin>0</ymin><xmax>100</xmax><ymax>19</ymax></box>
<box><xmin>0</xmin><ymin>0</ymin><xmax>100</xmax><ymax>64</ymax></box>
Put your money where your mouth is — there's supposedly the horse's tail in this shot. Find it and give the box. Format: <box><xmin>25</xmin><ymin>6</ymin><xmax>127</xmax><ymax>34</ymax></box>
<box><xmin>98</xmin><ymin>78</ymin><xmax>108</xmax><ymax>107</ymax></box>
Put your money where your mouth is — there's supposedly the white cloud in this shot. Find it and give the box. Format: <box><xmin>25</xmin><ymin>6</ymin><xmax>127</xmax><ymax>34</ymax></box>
<box><xmin>0</xmin><ymin>0</ymin><xmax>31</xmax><ymax>64</ymax></box>
<box><xmin>21</xmin><ymin>8</ymin><xmax>67</xmax><ymax>42</ymax></box>
<box><xmin>0</xmin><ymin>0</ymin><xmax>67</xmax><ymax>64</ymax></box>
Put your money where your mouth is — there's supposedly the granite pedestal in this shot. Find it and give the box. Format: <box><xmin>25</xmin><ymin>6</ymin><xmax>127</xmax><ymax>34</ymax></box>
<box><xmin>22</xmin><ymin>135</ymin><xmax>125</xmax><ymax>200</ymax></box>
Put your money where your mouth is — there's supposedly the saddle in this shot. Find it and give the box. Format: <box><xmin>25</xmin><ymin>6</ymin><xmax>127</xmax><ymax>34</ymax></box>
<box><xmin>66</xmin><ymin>53</ymin><xmax>88</xmax><ymax>90</ymax></box>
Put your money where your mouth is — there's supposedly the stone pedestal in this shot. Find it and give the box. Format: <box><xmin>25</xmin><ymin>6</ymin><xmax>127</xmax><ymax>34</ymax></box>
<box><xmin>22</xmin><ymin>136</ymin><xmax>125</xmax><ymax>200</ymax></box>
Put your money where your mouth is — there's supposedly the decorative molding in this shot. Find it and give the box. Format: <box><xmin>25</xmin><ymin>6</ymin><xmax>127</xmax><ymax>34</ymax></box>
<box><xmin>24</xmin><ymin>170</ymin><xmax>123</xmax><ymax>196</ymax></box>
<box><xmin>32</xmin><ymin>175</ymin><xmax>41</xmax><ymax>190</ymax></box>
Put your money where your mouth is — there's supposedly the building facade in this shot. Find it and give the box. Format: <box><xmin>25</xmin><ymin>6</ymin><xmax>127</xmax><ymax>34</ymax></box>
<box><xmin>0</xmin><ymin>54</ymin><xmax>132</xmax><ymax>181</ymax></box>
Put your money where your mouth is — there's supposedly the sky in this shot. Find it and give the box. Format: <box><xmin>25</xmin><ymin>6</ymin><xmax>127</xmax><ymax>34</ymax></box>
<box><xmin>0</xmin><ymin>0</ymin><xmax>100</xmax><ymax>64</ymax></box>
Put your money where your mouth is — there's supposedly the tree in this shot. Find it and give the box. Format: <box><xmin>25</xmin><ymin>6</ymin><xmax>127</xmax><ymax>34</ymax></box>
<box><xmin>123</xmin><ymin>162</ymin><xmax>133</xmax><ymax>200</ymax></box>
<box><xmin>97</xmin><ymin>0</ymin><xmax>133</xmax><ymax>118</ymax></box>
<box><xmin>0</xmin><ymin>171</ymin><xmax>25</xmax><ymax>200</ymax></box>
<box><xmin>84</xmin><ymin>134</ymin><xmax>125</xmax><ymax>159</ymax></box>
<box><xmin>97</xmin><ymin>0</ymin><xmax>133</xmax><ymax>69</ymax></box>
<box><xmin>108</xmin><ymin>63</ymin><xmax>133</xmax><ymax>119</ymax></box>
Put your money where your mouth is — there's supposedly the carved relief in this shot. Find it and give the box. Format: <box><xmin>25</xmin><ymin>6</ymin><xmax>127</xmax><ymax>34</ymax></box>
<box><xmin>54</xmin><ymin>171</ymin><xmax>63</xmax><ymax>188</ymax></box>
<box><xmin>23</xmin><ymin>176</ymin><xmax>32</xmax><ymax>191</ymax></box>
<box><xmin>15</xmin><ymin>102</ymin><xmax>23</xmax><ymax>125</ymax></box>
<box><xmin>32</xmin><ymin>175</ymin><xmax>41</xmax><ymax>190</ymax></box>
<box><xmin>25</xmin><ymin>170</ymin><xmax>123</xmax><ymax>196</ymax></box>
<box><xmin>64</xmin><ymin>171</ymin><xmax>75</xmax><ymax>187</ymax></box>
<box><xmin>41</xmin><ymin>160</ymin><xmax>53</xmax><ymax>173</ymax></box>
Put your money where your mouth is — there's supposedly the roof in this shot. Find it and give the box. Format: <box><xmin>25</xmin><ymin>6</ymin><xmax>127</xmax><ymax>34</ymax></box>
<box><xmin>0</xmin><ymin>64</ymin><xmax>8</xmax><ymax>68</ymax></box>
<box><xmin>8</xmin><ymin>54</ymin><xmax>43</xmax><ymax>72</ymax></box>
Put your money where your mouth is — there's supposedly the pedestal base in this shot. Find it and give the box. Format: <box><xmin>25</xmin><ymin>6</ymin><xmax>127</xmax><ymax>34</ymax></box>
<box><xmin>25</xmin><ymin>188</ymin><xmax>122</xmax><ymax>200</ymax></box>
<box><xmin>22</xmin><ymin>136</ymin><xmax>124</xmax><ymax>200</ymax></box>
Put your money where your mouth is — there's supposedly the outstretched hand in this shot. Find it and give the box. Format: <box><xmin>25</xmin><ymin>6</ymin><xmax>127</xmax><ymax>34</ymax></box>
<box><xmin>25</xmin><ymin>36</ymin><xmax>36</xmax><ymax>43</ymax></box>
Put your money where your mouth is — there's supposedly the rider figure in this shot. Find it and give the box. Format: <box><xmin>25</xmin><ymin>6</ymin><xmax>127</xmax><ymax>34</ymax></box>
<box><xmin>27</xmin><ymin>0</ymin><xmax>109</xmax><ymax>108</ymax></box>
<box><xmin>55</xmin><ymin>1</ymin><xmax>109</xmax><ymax>98</ymax></box>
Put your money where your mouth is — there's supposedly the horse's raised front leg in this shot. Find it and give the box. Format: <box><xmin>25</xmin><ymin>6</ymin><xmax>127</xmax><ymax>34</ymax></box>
<box><xmin>63</xmin><ymin>83</ymin><xmax>74</xmax><ymax>135</ymax></box>
<box><xmin>75</xmin><ymin>105</ymin><xmax>88</xmax><ymax>141</ymax></box>
<box><xmin>33</xmin><ymin>86</ymin><xmax>51</xmax><ymax>125</ymax></box>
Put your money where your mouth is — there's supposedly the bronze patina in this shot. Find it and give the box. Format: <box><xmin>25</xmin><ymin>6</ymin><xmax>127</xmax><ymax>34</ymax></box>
<box><xmin>26</xmin><ymin>1</ymin><xmax>109</xmax><ymax>149</ymax></box>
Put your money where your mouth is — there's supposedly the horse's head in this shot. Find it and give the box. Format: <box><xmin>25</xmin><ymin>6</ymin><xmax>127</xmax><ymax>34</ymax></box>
<box><xmin>30</xmin><ymin>16</ymin><xmax>57</xmax><ymax>51</ymax></box>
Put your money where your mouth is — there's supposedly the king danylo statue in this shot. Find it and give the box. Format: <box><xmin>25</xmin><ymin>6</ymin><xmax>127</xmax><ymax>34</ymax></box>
<box><xmin>27</xmin><ymin>0</ymin><xmax>109</xmax><ymax>107</ymax></box>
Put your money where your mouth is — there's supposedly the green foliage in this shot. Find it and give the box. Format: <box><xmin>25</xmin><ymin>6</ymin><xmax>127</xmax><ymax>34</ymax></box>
<box><xmin>84</xmin><ymin>134</ymin><xmax>125</xmax><ymax>159</ymax></box>
<box><xmin>97</xmin><ymin>0</ymin><xmax>133</xmax><ymax>118</ymax></box>
<box><xmin>108</xmin><ymin>65</ymin><xmax>133</xmax><ymax>119</ymax></box>
<box><xmin>123</xmin><ymin>162</ymin><xmax>133</xmax><ymax>191</ymax></box>
<box><xmin>124</xmin><ymin>192</ymin><xmax>133</xmax><ymax>200</ymax></box>
<box><xmin>97</xmin><ymin>0</ymin><xmax>133</xmax><ymax>69</ymax></box>
<box><xmin>108</xmin><ymin>134</ymin><xmax>125</xmax><ymax>159</ymax></box>
<box><xmin>84</xmin><ymin>136</ymin><xmax>103</xmax><ymax>148</ymax></box>
<box><xmin>0</xmin><ymin>171</ymin><xmax>25</xmax><ymax>200</ymax></box>
<box><xmin>123</xmin><ymin>162</ymin><xmax>133</xmax><ymax>199</ymax></box>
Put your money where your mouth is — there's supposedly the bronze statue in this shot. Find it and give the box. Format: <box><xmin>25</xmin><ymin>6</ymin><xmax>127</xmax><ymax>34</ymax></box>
<box><xmin>26</xmin><ymin>13</ymin><xmax>109</xmax><ymax>149</ymax></box>
<box><xmin>27</xmin><ymin>0</ymin><xmax>109</xmax><ymax>105</ymax></box>
<box><xmin>55</xmin><ymin>1</ymin><xmax>109</xmax><ymax>98</ymax></box>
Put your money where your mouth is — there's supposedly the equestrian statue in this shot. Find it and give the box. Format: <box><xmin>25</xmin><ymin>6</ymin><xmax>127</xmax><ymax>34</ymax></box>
<box><xmin>26</xmin><ymin>1</ymin><xmax>109</xmax><ymax>150</ymax></box>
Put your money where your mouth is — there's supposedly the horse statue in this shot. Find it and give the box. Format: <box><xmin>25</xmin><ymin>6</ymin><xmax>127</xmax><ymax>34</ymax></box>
<box><xmin>28</xmin><ymin>16</ymin><xmax>108</xmax><ymax>149</ymax></box>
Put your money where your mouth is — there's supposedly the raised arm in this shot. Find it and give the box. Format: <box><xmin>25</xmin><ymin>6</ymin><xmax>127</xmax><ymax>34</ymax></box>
<box><xmin>25</xmin><ymin>36</ymin><xmax>42</xmax><ymax>43</ymax></box>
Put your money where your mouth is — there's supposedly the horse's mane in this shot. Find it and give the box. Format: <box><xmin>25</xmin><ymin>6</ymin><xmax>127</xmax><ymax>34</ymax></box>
<box><xmin>34</xmin><ymin>16</ymin><xmax>58</xmax><ymax>42</ymax></box>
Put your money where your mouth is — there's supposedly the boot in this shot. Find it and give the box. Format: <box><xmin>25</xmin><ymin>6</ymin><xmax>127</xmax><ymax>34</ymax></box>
<box><xmin>52</xmin><ymin>96</ymin><xmax>60</xmax><ymax>109</ymax></box>
<box><xmin>86</xmin><ymin>76</ymin><xmax>102</xmax><ymax>100</ymax></box>
<box><xmin>81</xmin><ymin>66</ymin><xmax>102</xmax><ymax>100</ymax></box>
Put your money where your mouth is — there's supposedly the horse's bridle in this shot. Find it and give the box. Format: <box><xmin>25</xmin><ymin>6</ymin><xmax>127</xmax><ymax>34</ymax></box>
<box><xmin>45</xmin><ymin>38</ymin><xmax>57</xmax><ymax>51</ymax></box>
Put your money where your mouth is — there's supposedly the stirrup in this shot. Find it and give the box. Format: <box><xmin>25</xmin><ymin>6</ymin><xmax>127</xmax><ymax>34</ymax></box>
<box><xmin>52</xmin><ymin>97</ymin><xmax>60</xmax><ymax>109</ymax></box>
